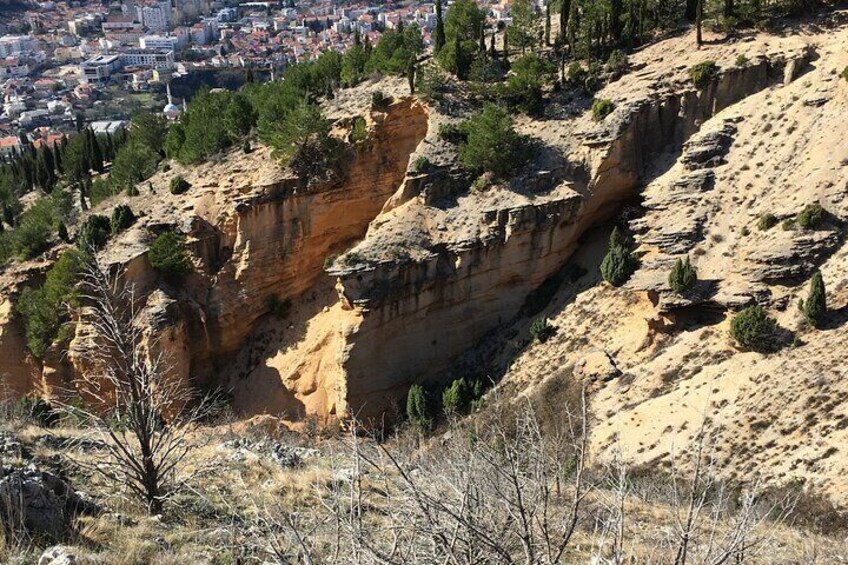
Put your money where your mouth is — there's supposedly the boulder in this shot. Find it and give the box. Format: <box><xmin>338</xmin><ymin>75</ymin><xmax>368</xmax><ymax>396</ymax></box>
<box><xmin>0</xmin><ymin>463</ymin><xmax>98</xmax><ymax>540</ymax></box>
<box><xmin>574</xmin><ymin>350</ymin><xmax>621</xmax><ymax>384</ymax></box>
<box><xmin>38</xmin><ymin>545</ymin><xmax>77</xmax><ymax>565</ymax></box>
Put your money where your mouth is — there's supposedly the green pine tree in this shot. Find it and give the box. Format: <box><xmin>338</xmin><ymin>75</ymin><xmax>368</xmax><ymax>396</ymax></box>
<box><xmin>435</xmin><ymin>0</ymin><xmax>446</xmax><ymax>53</ymax></box>
<box><xmin>669</xmin><ymin>256</ymin><xmax>697</xmax><ymax>294</ymax></box>
<box><xmin>406</xmin><ymin>384</ymin><xmax>431</xmax><ymax>431</ymax></box>
<box><xmin>803</xmin><ymin>271</ymin><xmax>826</xmax><ymax>328</ymax></box>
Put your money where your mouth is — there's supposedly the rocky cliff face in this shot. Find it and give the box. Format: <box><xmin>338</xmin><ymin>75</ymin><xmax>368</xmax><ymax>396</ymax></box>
<box><xmin>0</xmin><ymin>95</ymin><xmax>428</xmax><ymax>414</ymax></box>
<box><xmin>318</xmin><ymin>41</ymin><xmax>814</xmax><ymax>421</ymax></box>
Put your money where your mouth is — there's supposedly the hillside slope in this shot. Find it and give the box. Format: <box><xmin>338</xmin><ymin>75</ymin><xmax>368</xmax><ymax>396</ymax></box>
<box><xmin>493</xmin><ymin>20</ymin><xmax>848</xmax><ymax>503</ymax></box>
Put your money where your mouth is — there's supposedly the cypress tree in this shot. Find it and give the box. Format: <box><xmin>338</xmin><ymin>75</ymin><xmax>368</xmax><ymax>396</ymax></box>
<box><xmin>57</xmin><ymin>221</ymin><xmax>68</xmax><ymax>242</ymax></box>
<box><xmin>407</xmin><ymin>58</ymin><xmax>416</xmax><ymax>94</ymax></box>
<box><xmin>559</xmin><ymin>0</ymin><xmax>570</xmax><ymax>43</ymax></box>
<box><xmin>52</xmin><ymin>142</ymin><xmax>63</xmax><ymax>174</ymax></box>
<box><xmin>601</xmin><ymin>228</ymin><xmax>636</xmax><ymax>287</ymax></box>
<box><xmin>545</xmin><ymin>3</ymin><xmax>551</xmax><ymax>46</ymax></box>
<box><xmin>803</xmin><ymin>271</ymin><xmax>826</xmax><ymax>327</ymax></box>
<box><xmin>406</xmin><ymin>384</ymin><xmax>431</xmax><ymax>431</ymax></box>
<box><xmin>609</xmin><ymin>225</ymin><xmax>626</xmax><ymax>248</ymax></box>
<box><xmin>435</xmin><ymin>0</ymin><xmax>446</xmax><ymax>53</ymax></box>
<box><xmin>478</xmin><ymin>22</ymin><xmax>486</xmax><ymax>54</ymax></box>
<box><xmin>669</xmin><ymin>256</ymin><xmax>697</xmax><ymax>294</ymax></box>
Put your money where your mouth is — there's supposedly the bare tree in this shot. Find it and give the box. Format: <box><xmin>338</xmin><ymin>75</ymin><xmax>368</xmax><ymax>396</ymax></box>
<box><xmin>67</xmin><ymin>257</ymin><xmax>209</xmax><ymax>514</ymax></box>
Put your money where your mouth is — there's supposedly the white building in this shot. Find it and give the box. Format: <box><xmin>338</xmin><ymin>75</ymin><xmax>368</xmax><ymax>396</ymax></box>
<box><xmin>140</xmin><ymin>34</ymin><xmax>178</xmax><ymax>50</ymax></box>
<box><xmin>80</xmin><ymin>54</ymin><xmax>123</xmax><ymax>83</ymax></box>
<box><xmin>120</xmin><ymin>48</ymin><xmax>174</xmax><ymax>69</ymax></box>
<box><xmin>139</xmin><ymin>3</ymin><xmax>171</xmax><ymax>32</ymax></box>
<box><xmin>0</xmin><ymin>35</ymin><xmax>38</xmax><ymax>57</ymax></box>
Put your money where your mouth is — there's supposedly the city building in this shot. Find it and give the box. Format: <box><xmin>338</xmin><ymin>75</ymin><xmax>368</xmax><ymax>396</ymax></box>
<box><xmin>79</xmin><ymin>54</ymin><xmax>123</xmax><ymax>83</ymax></box>
<box><xmin>120</xmin><ymin>48</ymin><xmax>175</xmax><ymax>69</ymax></box>
<box><xmin>138</xmin><ymin>2</ymin><xmax>172</xmax><ymax>32</ymax></box>
<box><xmin>0</xmin><ymin>35</ymin><xmax>39</xmax><ymax>57</ymax></box>
<box><xmin>140</xmin><ymin>34</ymin><xmax>179</xmax><ymax>50</ymax></box>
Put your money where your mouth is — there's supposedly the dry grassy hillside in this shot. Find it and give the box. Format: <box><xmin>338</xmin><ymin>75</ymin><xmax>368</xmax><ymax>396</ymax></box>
<box><xmin>490</xmin><ymin>20</ymin><xmax>848</xmax><ymax>505</ymax></box>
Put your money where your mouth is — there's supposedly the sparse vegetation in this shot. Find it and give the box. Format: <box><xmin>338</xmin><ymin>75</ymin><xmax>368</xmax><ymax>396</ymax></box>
<box><xmin>757</xmin><ymin>212</ymin><xmax>778</xmax><ymax>231</ymax></box>
<box><xmin>441</xmin><ymin>377</ymin><xmax>471</xmax><ymax>416</ymax></box>
<box><xmin>170</xmin><ymin>175</ymin><xmax>191</xmax><ymax>195</ymax></box>
<box><xmin>16</xmin><ymin>249</ymin><xmax>85</xmax><ymax>357</ymax></box>
<box><xmin>110</xmin><ymin>205</ymin><xmax>136</xmax><ymax>234</ymax></box>
<box><xmin>406</xmin><ymin>383</ymin><xmax>433</xmax><ymax>431</ymax></box>
<box><xmin>690</xmin><ymin>61</ymin><xmax>719</xmax><ymax>89</ymax></box>
<box><xmin>797</xmin><ymin>202</ymin><xmax>825</xmax><ymax>229</ymax></box>
<box><xmin>371</xmin><ymin>90</ymin><xmax>390</xmax><ymax>109</ymax></box>
<box><xmin>350</xmin><ymin>117</ymin><xmax>368</xmax><ymax>143</ymax></box>
<box><xmin>601</xmin><ymin>228</ymin><xmax>636</xmax><ymax>287</ymax></box>
<box><xmin>530</xmin><ymin>317</ymin><xmax>555</xmax><ymax>343</ymax></box>
<box><xmin>412</xmin><ymin>156</ymin><xmax>431</xmax><ymax>173</ymax></box>
<box><xmin>668</xmin><ymin>256</ymin><xmax>697</xmax><ymax>294</ymax></box>
<box><xmin>801</xmin><ymin>271</ymin><xmax>826</xmax><ymax>328</ymax></box>
<box><xmin>592</xmin><ymin>98</ymin><xmax>615</xmax><ymax>121</ymax></box>
<box><xmin>148</xmin><ymin>231</ymin><xmax>192</xmax><ymax>279</ymax></box>
<box><xmin>77</xmin><ymin>214</ymin><xmax>112</xmax><ymax>251</ymax></box>
<box><xmin>437</xmin><ymin>122</ymin><xmax>466</xmax><ymax>144</ymax></box>
<box><xmin>735</xmin><ymin>54</ymin><xmax>750</xmax><ymax>67</ymax></box>
<box><xmin>840</xmin><ymin>65</ymin><xmax>848</xmax><ymax>82</ymax></box>
<box><xmin>459</xmin><ymin>104</ymin><xmax>529</xmax><ymax>179</ymax></box>
<box><xmin>730</xmin><ymin>304</ymin><xmax>778</xmax><ymax>352</ymax></box>
<box><xmin>606</xmin><ymin>49</ymin><xmax>629</xmax><ymax>77</ymax></box>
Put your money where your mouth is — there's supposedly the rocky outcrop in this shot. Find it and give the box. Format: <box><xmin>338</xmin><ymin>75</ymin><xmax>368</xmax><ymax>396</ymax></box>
<box><xmin>0</xmin><ymin>433</ymin><xmax>98</xmax><ymax>541</ymax></box>
<box><xmin>321</xmin><ymin>47</ymin><xmax>813</xmax><ymax>422</ymax></box>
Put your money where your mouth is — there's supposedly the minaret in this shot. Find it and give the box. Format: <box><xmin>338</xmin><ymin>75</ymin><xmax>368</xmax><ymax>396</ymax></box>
<box><xmin>166</xmin><ymin>82</ymin><xmax>173</xmax><ymax>106</ymax></box>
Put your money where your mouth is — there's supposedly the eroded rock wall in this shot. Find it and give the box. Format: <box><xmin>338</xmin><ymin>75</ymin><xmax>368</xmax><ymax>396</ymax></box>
<box><xmin>331</xmin><ymin>51</ymin><xmax>810</xmax><ymax>422</ymax></box>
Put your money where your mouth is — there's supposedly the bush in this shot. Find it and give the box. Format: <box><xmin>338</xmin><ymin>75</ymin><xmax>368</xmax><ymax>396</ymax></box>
<box><xmin>17</xmin><ymin>396</ymin><xmax>60</xmax><ymax>428</ymax></box>
<box><xmin>601</xmin><ymin>229</ymin><xmax>636</xmax><ymax>287</ymax></box>
<box><xmin>416</xmin><ymin>62</ymin><xmax>448</xmax><ymax>103</ymax></box>
<box><xmin>497</xmin><ymin>54</ymin><xmax>554</xmax><ymax>116</ymax></box>
<box><xmin>148</xmin><ymin>231</ymin><xmax>192</xmax><ymax>279</ymax></box>
<box><xmin>606</xmin><ymin>50</ymin><xmax>629</xmax><ymax>77</ymax></box>
<box><xmin>797</xmin><ymin>203</ymin><xmax>825</xmax><ymax>229</ymax></box>
<box><xmin>729</xmin><ymin>304</ymin><xmax>777</xmax><ymax>352</ymax></box>
<box><xmin>406</xmin><ymin>384</ymin><xmax>433</xmax><ymax>431</ymax></box>
<box><xmin>690</xmin><ymin>61</ymin><xmax>719</xmax><ymax>89</ymax></box>
<box><xmin>12</xmin><ymin>197</ymin><xmax>57</xmax><ymax>260</ymax></box>
<box><xmin>840</xmin><ymin>66</ymin><xmax>848</xmax><ymax>82</ymax></box>
<box><xmin>566</xmin><ymin>62</ymin><xmax>587</xmax><ymax>87</ymax></box>
<box><xmin>757</xmin><ymin>213</ymin><xmax>778</xmax><ymax>231</ymax></box>
<box><xmin>16</xmin><ymin>249</ymin><xmax>85</xmax><ymax>357</ymax></box>
<box><xmin>802</xmin><ymin>271</ymin><xmax>826</xmax><ymax>327</ymax></box>
<box><xmin>442</xmin><ymin>378</ymin><xmax>471</xmax><ymax>416</ymax></box>
<box><xmin>735</xmin><ymin>54</ymin><xmax>749</xmax><ymax>67</ymax></box>
<box><xmin>77</xmin><ymin>214</ymin><xmax>111</xmax><ymax>251</ymax></box>
<box><xmin>371</xmin><ymin>90</ymin><xmax>390</xmax><ymax>109</ymax></box>
<box><xmin>412</xmin><ymin>156</ymin><xmax>431</xmax><ymax>173</ymax></box>
<box><xmin>782</xmin><ymin>217</ymin><xmax>795</xmax><ymax>231</ymax></box>
<box><xmin>592</xmin><ymin>99</ymin><xmax>615</xmax><ymax>121</ymax></box>
<box><xmin>110</xmin><ymin>204</ymin><xmax>136</xmax><ymax>234</ymax></box>
<box><xmin>438</xmin><ymin>122</ymin><xmax>466</xmax><ymax>144</ymax></box>
<box><xmin>668</xmin><ymin>256</ymin><xmax>697</xmax><ymax>294</ymax></box>
<box><xmin>170</xmin><ymin>175</ymin><xmax>191</xmax><ymax>195</ymax></box>
<box><xmin>350</xmin><ymin>117</ymin><xmax>368</xmax><ymax>143</ymax></box>
<box><xmin>529</xmin><ymin>317</ymin><xmax>555</xmax><ymax>343</ymax></box>
<box><xmin>459</xmin><ymin>104</ymin><xmax>529</xmax><ymax>179</ymax></box>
